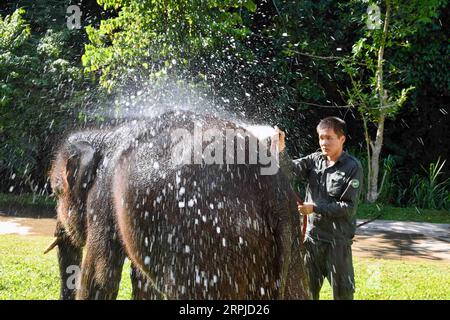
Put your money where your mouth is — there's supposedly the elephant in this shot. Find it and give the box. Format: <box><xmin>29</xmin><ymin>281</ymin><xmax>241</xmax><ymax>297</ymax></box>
<box><xmin>48</xmin><ymin>110</ymin><xmax>311</xmax><ymax>299</ymax></box>
<box><xmin>48</xmin><ymin>122</ymin><xmax>159</xmax><ymax>299</ymax></box>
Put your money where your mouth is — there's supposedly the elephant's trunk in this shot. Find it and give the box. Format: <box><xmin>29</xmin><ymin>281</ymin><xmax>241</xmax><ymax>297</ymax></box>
<box><xmin>292</xmin><ymin>192</ymin><xmax>307</xmax><ymax>243</ymax></box>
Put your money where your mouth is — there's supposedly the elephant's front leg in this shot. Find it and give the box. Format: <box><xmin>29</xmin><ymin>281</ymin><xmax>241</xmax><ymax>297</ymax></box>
<box><xmin>76</xmin><ymin>231</ymin><xmax>125</xmax><ymax>300</ymax></box>
<box><xmin>271</xmin><ymin>183</ymin><xmax>312</xmax><ymax>299</ymax></box>
<box><xmin>55</xmin><ymin>221</ymin><xmax>83</xmax><ymax>300</ymax></box>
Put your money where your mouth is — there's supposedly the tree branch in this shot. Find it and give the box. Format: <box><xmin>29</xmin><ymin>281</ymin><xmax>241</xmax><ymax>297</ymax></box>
<box><xmin>297</xmin><ymin>101</ymin><xmax>356</xmax><ymax>109</ymax></box>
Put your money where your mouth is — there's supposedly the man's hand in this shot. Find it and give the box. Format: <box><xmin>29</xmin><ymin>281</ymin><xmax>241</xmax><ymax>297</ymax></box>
<box><xmin>272</xmin><ymin>127</ymin><xmax>286</xmax><ymax>152</ymax></box>
<box><xmin>298</xmin><ymin>202</ymin><xmax>315</xmax><ymax>215</ymax></box>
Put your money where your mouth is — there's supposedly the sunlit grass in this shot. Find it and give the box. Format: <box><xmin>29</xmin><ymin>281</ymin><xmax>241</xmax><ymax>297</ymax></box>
<box><xmin>1</xmin><ymin>234</ymin><xmax>448</xmax><ymax>300</ymax></box>
<box><xmin>0</xmin><ymin>234</ymin><xmax>132</xmax><ymax>300</ymax></box>
<box><xmin>320</xmin><ymin>258</ymin><xmax>449</xmax><ymax>300</ymax></box>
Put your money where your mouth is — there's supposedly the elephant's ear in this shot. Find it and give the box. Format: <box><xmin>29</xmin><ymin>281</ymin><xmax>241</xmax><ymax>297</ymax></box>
<box><xmin>66</xmin><ymin>141</ymin><xmax>100</xmax><ymax>200</ymax></box>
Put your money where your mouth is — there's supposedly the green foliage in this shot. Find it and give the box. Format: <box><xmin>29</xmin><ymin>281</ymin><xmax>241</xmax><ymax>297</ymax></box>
<box><xmin>0</xmin><ymin>9</ymin><xmax>32</xmax><ymax>109</ymax></box>
<box><xmin>406</xmin><ymin>159</ymin><xmax>450</xmax><ymax>210</ymax></box>
<box><xmin>83</xmin><ymin>0</ymin><xmax>256</xmax><ymax>91</ymax></box>
<box><xmin>337</xmin><ymin>0</ymin><xmax>446</xmax><ymax>202</ymax></box>
<box><xmin>0</xmin><ymin>0</ymin><xmax>448</xmax><ymax>208</ymax></box>
<box><xmin>377</xmin><ymin>154</ymin><xmax>397</xmax><ymax>204</ymax></box>
<box><xmin>0</xmin><ymin>7</ymin><xmax>94</xmax><ymax>193</ymax></box>
<box><xmin>349</xmin><ymin>148</ymin><xmax>448</xmax><ymax>211</ymax></box>
<box><xmin>0</xmin><ymin>193</ymin><xmax>55</xmax><ymax>208</ymax></box>
<box><xmin>354</xmin><ymin>152</ymin><xmax>449</xmax><ymax>210</ymax></box>
<box><xmin>340</xmin><ymin>0</ymin><xmax>446</xmax><ymax>122</ymax></box>
<box><xmin>267</xmin><ymin>1</ymin><xmax>362</xmax><ymax>108</ymax></box>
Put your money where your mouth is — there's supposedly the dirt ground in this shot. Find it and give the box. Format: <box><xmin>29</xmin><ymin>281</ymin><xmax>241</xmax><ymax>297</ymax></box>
<box><xmin>1</xmin><ymin>213</ymin><xmax>448</xmax><ymax>263</ymax></box>
<box><xmin>0</xmin><ymin>215</ymin><xmax>56</xmax><ymax>237</ymax></box>
<box><xmin>352</xmin><ymin>233</ymin><xmax>449</xmax><ymax>262</ymax></box>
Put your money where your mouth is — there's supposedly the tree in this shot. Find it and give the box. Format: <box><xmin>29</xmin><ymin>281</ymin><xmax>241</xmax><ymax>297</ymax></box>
<box><xmin>82</xmin><ymin>0</ymin><xmax>257</xmax><ymax>91</ymax></box>
<box><xmin>340</xmin><ymin>0</ymin><xmax>446</xmax><ymax>202</ymax></box>
<box><xmin>0</xmin><ymin>7</ymin><xmax>89</xmax><ymax>193</ymax></box>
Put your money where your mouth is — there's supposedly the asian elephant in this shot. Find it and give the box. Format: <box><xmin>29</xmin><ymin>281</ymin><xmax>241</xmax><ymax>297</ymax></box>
<box><xmin>49</xmin><ymin>110</ymin><xmax>311</xmax><ymax>299</ymax></box>
<box><xmin>49</xmin><ymin>122</ymin><xmax>159</xmax><ymax>299</ymax></box>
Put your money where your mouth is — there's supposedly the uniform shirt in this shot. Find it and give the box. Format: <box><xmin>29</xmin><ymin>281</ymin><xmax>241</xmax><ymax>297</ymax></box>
<box><xmin>291</xmin><ymin>150</ymin><xmax>363</xmax><ymax>244</ymax></box>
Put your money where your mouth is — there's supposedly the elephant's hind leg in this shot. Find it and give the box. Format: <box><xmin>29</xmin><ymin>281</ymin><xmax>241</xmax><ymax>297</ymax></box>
<box><xmin>130</xmin><ymin>264</ymin><xmax>165</xmax><ymax>300</ymax></box>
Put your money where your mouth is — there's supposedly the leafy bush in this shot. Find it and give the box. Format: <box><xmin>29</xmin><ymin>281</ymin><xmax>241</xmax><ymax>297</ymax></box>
<box><xmin>406</xmin><ymin>158</ymin><xmax>449</xmax><ymax>210</ymax></box>
<box><xmin>0</xmin><ymin>8</ymin><xmax>96</xmax><ymax>193</ymax></box>
<box><xmin>377</xmin><ymin>155</ymin><xmax>398</xmax><ymax>205</ymax></box>
<box><xmin>349</xmin><ymin>151</ymin><xmax>449</xmax><ymax>211</ymax></box>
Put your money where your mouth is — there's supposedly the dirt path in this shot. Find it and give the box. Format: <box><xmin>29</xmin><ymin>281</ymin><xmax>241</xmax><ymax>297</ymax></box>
<box><xmin>1</xmin><ymin>213</ymin><xmax>448</xmax><ymax>262</ymax></box>
<box><xmin>353</xmin><ymin>219</ymin><xmax>450</xmax><ymax>262</ymax></box>
<box><xmin>0</xmin><ymin>214</ymin><xmax>56</xmax><ymax>237</ymax></box>
<box><xmin>353</xmin><ymin>233</ymin><xmax>449</xmax><ymax>262</ymax></box>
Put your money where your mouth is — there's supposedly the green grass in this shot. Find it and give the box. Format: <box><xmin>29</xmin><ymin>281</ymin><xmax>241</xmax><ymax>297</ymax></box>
<box><xmin>0</xmin><ymin>235</ymin><xmax>59</xmax><ymax>299</ymax></box>
<box><xmin>0</xmin><ymin>234</ymin><xmax>132</xmax><ymax>300</ymax></box>
<box><xmin>1</xmin><ymin>234</ymin><xmax>449</xmax><ymax>300</ymax></box>
<box><xmin>357</xmin><ymin>203</ymin><xmax>450</xmax><ymax>224</ymax></box>
<box><xmin>320</xmin><ymin>258</ymin><xmax>449</xmax><ymax>300</ymax></box>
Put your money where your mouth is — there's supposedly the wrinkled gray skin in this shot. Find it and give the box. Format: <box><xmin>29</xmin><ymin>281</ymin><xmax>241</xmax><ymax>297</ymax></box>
<box><xmin>50</xmin><ymin>110</ymin><xmax>311</xmax><ymax>299</ymax></box>
<box><xmin>50</xmin><ymin>121</ymin><xmax>158</xmax><ymax>299</ymax></box>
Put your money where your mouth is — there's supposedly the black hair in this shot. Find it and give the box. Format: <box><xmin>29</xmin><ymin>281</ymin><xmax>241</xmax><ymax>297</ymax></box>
<box><xmin>316</xmin><ymin>117</ymin><xmax>347</xmax><ymax>137</ymax></box>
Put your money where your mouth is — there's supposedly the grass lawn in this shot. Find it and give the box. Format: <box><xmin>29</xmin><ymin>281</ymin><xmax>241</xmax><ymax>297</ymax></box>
<box><xmin>0</xmin><ymin>235</ymin><xmax>131</xmax><ymax>299</ymax></box>
<box><xmin>0</xmin><ymin>234</ymin><xmax>448</xmax><ymax>300</ymax></box>
<box><xmin>357</xmin><ymin>203</ymin><xmax>450</xmax><ymax>224</ymax></box>
<box><xmin>320</xmin><ymin>258</ymin><xmax>449</xmax><ymax>300</ymax></box>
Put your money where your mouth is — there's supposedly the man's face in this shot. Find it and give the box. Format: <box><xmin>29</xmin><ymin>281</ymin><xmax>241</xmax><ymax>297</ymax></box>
<box><xmin>317</xmin><ymin>127</ymin><xmax>345</xmax><ymax>159</ymax></box>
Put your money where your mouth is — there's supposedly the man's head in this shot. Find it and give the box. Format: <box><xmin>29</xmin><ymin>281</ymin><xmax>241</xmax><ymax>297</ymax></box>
<box><xmin>316</xmin><ymin>117</ymin><xmax>346</xmax><ymax>160</ymax></box>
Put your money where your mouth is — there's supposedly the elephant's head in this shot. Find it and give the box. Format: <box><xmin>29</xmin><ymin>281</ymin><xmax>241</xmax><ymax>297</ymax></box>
<box><xmin>50</xmin><ymin>139</ymin><xmax>101</xmax><ymax>246</ymax></box>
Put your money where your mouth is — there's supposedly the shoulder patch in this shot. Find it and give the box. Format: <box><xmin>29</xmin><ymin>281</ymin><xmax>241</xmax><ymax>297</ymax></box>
<box><xmin>350</xmin><ymin>179</ymin><xmax>360</xmax><ymax>189</ymax></box>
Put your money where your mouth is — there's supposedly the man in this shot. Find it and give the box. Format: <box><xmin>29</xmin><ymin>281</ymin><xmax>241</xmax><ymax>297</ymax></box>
<box><xmin>276</xmin><ymin>116</ymin><xmax>363</xmax><ymax>300</ymax></box>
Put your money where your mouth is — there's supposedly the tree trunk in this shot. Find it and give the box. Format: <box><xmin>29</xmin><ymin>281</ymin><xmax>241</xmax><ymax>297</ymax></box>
<box><xmin>367</xmin><ymin>114</ymin><xmax>385</xmax><ymax>202</ymax></box>
<box><xmin>366</xmin><ymin>0</ymin><xmax>390</xmax><ymax>203</ymax></box>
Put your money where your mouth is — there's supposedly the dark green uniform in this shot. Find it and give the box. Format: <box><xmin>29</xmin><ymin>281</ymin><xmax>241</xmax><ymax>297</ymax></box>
<box><xmin>292</xmin><ymin>150</ymin><xmax>363</xmax><ymax>300</ymax></box>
